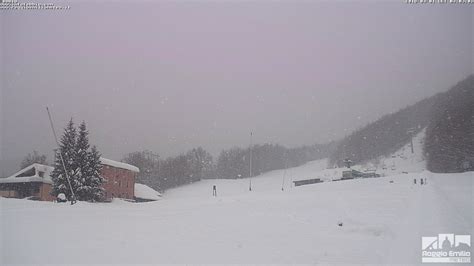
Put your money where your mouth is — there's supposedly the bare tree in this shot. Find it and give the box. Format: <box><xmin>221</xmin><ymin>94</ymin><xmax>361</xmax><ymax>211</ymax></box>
<box><xmin>20</xmin><ymin>150</ymin><xmax>48</xmax><ymax>169</ymax></box>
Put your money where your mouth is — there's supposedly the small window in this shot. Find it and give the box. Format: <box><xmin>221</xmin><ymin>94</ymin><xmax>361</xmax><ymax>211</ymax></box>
<box><xmin>38</xmin><ymin>171</ymin><xmax>45</xmax><ymax>178</ymax></box>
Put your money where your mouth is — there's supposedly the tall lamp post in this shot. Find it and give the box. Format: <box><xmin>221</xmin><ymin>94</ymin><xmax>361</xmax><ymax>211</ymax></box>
<box><xmin>249</xmin><ymin>132</ymin><xmax>253</xmax><ymax>191</ymax></box>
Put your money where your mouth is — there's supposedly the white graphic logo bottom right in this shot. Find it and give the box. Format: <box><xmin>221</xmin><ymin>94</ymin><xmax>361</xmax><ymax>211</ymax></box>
<box><xmin>422</xmin><ymin>234</ymin><xmax>471</xmax><ymax>263</ymax></box>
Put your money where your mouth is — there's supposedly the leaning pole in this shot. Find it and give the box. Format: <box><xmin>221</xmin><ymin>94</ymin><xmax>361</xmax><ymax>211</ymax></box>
<box><xmin>46</xmin><ymin>107</ymin><xmax>77</xmax><ymax>205</ymax></box>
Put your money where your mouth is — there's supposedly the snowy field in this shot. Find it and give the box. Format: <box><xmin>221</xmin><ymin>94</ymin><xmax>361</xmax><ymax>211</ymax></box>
<box><xmin>1</xmin><ymin>134</ymin><xmax>472</xmax><ymax>264</ymax></box>
<box><xmin>1</xmin><ymin>169</ymin><xmax>472</xmax><ymax>264</ymax></box>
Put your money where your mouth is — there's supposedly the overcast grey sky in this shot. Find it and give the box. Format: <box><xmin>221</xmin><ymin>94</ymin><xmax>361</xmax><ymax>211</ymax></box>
<box><xmin>1</xmin><ymin>1</ymin><xmax>472</xmax><ymax>175</ymax></box>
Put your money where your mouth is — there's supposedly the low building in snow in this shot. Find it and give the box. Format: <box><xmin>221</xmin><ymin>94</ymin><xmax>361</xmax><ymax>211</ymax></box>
<box><xmin>341</xmin><ymin>169</ymin><xmax>380</xmax><ymax>180</ymax></box>
<box><xmin>0</xmin><ymin>163</ymin><xmax>55</xmax><ymax>201</ymax></box>
<box><xmin>0</xmin><ymin>158</ymin><xmax>140</xmax><ymax>201</ymax></box>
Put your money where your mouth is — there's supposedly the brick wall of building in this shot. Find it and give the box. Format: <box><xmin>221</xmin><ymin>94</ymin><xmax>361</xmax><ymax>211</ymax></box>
<box><xmin>38</xmin><ymin>183</ymin><xmax>55</xmax><ymax>201</ymax></box>
<box><xmin>101</xmin><ymin>165</ymin><xmax>136</xmax><ymax>200</ymax></box>
<box><xmin>0</xmin><ymin>190</ymin><xmax>18</xmax><ymax>198</ymax></box>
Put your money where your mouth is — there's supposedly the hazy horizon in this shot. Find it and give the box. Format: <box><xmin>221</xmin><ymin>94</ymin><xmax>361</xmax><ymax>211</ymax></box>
<box><xmin>1</xmin><ymin>1</ymin><xmax>472</xmax><ymax>176</ymax></box>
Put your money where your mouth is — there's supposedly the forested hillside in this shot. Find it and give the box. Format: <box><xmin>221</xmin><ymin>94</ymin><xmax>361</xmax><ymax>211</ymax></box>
<box><xmin>329</xmin><ymin>75</ymin><xmax>473</xmax><ymax>172</ymax></box>
<box><xmin>128</xmin><ymin>76</ymin><xmax>473</xmax><ymax>192</ymax></box>
<box><xmin>424</xmin><ymin>75</ymin><xmax>474</xmax><ymax>173</ymax></box>
<box><xmin>328</xmin><ymin>96</ymin><xmax>439</xmax><ymax>167</ymax></box>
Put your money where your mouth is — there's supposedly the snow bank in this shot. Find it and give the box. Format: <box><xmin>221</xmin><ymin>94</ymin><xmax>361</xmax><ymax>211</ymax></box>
<box><xmin>134</xmin><ymin>183</ymin><xmax>161</xmax><ymax>201</ymax></box>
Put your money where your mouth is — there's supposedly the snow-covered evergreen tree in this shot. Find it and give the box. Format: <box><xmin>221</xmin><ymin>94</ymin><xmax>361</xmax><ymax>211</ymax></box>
<box><xmin>51</xmin><ymin>119</ymin><xmax>105</xmax><ymax>202</ymax></box>
<box><xmin>86</xmin><ymin>146</ymin><xmax>105</xmax><ymax>201</ymax></box>
<box><xmin>51</xmin><ymin>119</ymin><xmax>79</xmax><ymax>200</ymax></box>
<box><xmin>75</xmin><ymin>121</ymin><xmax>91</xmax><ymax>201</ymax></box>
<box><xmin>73</xmin><ymin>122</ymin><xmax>105</xmax><ymax>201</ymax></box>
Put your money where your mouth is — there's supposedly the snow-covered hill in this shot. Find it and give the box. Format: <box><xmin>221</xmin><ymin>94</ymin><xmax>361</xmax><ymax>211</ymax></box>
<box><xmin>363</xmin><ymin>128</ymin><xmax>427</xmax><ymax>176</ymax></box>
<box><xmin>165</xmin><ymin>158</ymin><xmax>329</xmax><ymax>199</ymax></box>
<box><xmin>166</xmin><ymin>129</ymin><xmax>427</xmax><ymax>202</ymax></box>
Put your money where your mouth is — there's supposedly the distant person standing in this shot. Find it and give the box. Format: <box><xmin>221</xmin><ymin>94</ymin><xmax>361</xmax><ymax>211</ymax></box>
<box><xmin>414</xmin><ymin>178</ymin><xmax>417</xmax><ymax>185</ymax></box>
<box><xmin>420</xmin><ymin>178</ymin><xmax>424</xmax><ymax>185</ymax></box>
<box><xmin>213</xmin><ymin>185</ymin><xmax>217</xmax><ymax>197</ymax></box>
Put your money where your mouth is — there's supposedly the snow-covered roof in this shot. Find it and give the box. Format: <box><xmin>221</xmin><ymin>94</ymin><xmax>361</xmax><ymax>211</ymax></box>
<box><xmin>100</xmin><ymin>157</ymin><xmax>140</xmax><ymax>173</ymax></box>
<box><xmin>0</xmin><ymin>163</ymin><xmax>54</xmax><ymax>184</ymax></box>
<box><xmin>134</xmin><ymin>183</ymin><xmax>161</xmax><ymax>200</ymax></box>
<box><xmin>0</xmin><ymin>158</ymin><xmax>139</xmax><ymax>185</ymax></box>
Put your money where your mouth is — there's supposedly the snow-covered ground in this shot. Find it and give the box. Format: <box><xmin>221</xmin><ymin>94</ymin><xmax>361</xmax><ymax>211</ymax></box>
<box><xmin>1</xmin><ymin>169</ymin><xmax>472</xmax><ymax>264</ymax></box>
<box><xmin>1</xmin><ymin>132</ymin><xmax>472</xmax><ymax>264</ymax></box>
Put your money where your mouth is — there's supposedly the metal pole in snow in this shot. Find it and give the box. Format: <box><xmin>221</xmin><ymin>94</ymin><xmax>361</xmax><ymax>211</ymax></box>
<box><xmin>46</xmin><ymin>107</ymin><xmax>76</xmax><ymax>205</ymax></box>
<box><xmin>249</xmin><ymin>132</ymin><xmax>252</xmax><ymax>191</ymax></box>
<box><xmin>281</xmin><ymin>152</ymin><xmax>287</xmax><ymax>191</ymax></box>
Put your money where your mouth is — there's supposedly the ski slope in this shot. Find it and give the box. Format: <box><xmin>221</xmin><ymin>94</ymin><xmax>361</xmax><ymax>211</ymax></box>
<box><xmin>1</xmin><ymin>168</ymin><xmax>472</xmax><ymax>264</ymax></box>
<box><xmin>165</xmin><ymin>158</ymin><xmax>329</xmax><ymax>199</ymax></box>
<box><xmin>166</xmin><ymin>128</ymin><xmax>427</xmax><ymax>202</ymax></box>
<box><xmin>375</xmin><ymin>128</ymin><xmax>427</xmax><ymax>175</ymax></box>
<box><xmin>347</xmin><ymin>128</ymin><xmax>427</xmax><ymax>177</ymax></box>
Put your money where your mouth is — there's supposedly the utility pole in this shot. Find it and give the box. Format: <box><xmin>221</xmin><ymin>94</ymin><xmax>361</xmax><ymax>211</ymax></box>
<box><xmin>281</xmin><ymin>152</ymin><xmax>287</xmax><ymax>191</ymax></box>
<box><xmin>46</xmin><ymin>107</ymin><xmax>76</xmax><ymax>205</ymax></box>
<box><xmin>249</xmin><ymin>132</ymin><xmax>253</xmax><ymax>191</ymax></box>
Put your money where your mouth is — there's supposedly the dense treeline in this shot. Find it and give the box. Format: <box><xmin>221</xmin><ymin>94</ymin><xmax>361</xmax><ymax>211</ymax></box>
<box><xmin>122</xmin><ymin>147</ymin><xmax>213</xmax><ymax>191</ymax></box>
<box><xmin>424</xmin><ymin>75</ymin><xmax>474</xmax><ymax>173</ymax></box>
<box><xmin>216</xmin><ymin>143</ymin><xmax>336</xmax><ymax>179</ymax></box>
<box><xmin>329</xmin><ymin>93</ymin><xmax>440</xmax><ymax>167</ymax></box>
<box><xmin>124</xmin><ymin>142</ymin><xmax>335</xmax><ymax>191</ymax></box>
<box><xmin>20</xmin><ymin>150</ymin><xmax>48</xmax><ymax>169</ymax></box>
